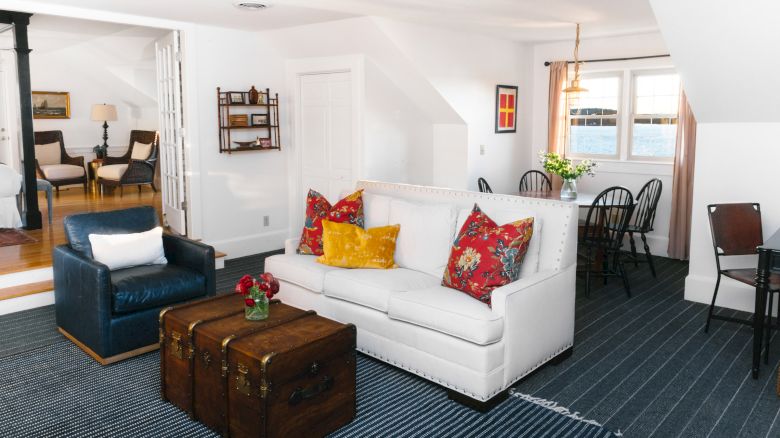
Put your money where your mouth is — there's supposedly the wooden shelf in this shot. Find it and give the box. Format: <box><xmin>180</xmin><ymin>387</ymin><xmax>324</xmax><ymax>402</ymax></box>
<box><xmin>229</xmin><ymin>146</ymin><xmax>281</xmax><ymax>152</ymax></box>
<box><xmin>219</xmin><ymin>103</ymin><xmax>278</xmax><ymax>107</ymax></box>
<box><xmin>221</xmin><ymin>125</ymin><xmax>277</xmax><ymax>130</ymax></box>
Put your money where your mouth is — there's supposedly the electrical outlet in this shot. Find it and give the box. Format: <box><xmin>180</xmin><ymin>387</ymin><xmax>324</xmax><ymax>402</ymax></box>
<box><xmin>480</xmin><ymin>144</ymin><xmax>486</xmax><ymax>155</ymax></box>
<box><xmin>263</xmin><ymin>216</ymin><xmax>270</xmax><ymax>227</ymax></box>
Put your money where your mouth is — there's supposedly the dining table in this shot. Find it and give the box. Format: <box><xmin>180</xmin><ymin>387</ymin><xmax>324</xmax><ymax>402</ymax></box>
<box><xmin>516</xmin><ymin>190</ymin><xmax>597</xmax><ymax>208</ymax></box>
<box><xmin>754</xmin><ymin>227</ymin><xmax>780</xmax><ymax>379</ymax></box>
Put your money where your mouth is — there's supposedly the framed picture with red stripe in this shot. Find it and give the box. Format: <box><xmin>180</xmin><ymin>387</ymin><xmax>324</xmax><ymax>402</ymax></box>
<box><xmin>495</xmin><ymin>85</ymin><xmax>518</xmax><ymax>133</ymax></box>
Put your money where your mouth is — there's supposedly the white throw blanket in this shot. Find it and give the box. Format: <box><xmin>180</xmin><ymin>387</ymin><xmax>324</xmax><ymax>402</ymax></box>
<box><xmin>0</xmin><ymin>163</ymin><xmax>23</xmax><ymax>228</ymax></box>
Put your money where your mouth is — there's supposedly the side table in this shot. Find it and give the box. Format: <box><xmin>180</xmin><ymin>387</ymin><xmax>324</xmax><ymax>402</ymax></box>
<box><xmin>88</xmin><ymin>159</ymin><xmax>103</xmax><ymax>188</ymax></box>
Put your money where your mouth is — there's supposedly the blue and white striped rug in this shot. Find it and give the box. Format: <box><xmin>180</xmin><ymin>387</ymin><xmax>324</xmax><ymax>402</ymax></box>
<box><xmin>0</xmin><ymin>308</ymin><xmax>615</xmax><ymax>437</ymax></box>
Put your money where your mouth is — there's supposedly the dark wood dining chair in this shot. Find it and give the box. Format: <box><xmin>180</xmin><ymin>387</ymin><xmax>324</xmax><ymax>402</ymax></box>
<box><xmin>519</xmin><ymin>170</ymin><xmax>552</xmax><ymax>193</ymax></box>
<box><xmin>706</xmin><ymin>203</ymin><xmax>780</xmax><ymax>363</ymax></box>
<box><xmin>477</xmin><ymin>177</ymin><xmax>493</xmax><ymax>193</ymax></box>
<box><xmin>625</xmin><ymin>178</ymin><xmax>663</xmax><ymax>277</ymax></box>
<box><xmin>579</xmin><ymin>186</ymin><xmax>635</xmax><ymax>298</ymax></box>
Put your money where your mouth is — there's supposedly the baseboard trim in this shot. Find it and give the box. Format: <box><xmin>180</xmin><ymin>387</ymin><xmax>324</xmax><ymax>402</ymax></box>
<box><xmin>58</xmin><ymin>327</ymin><xmax>159</xmax><ymax>365</ymax></box>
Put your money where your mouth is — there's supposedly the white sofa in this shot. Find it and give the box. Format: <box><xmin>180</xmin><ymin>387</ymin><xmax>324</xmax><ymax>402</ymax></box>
<box><xmin>0</xmin><ymin>163</ymin><xmax>23</xmax><ymax>228</ymax></box>
<box><xmin>265</xmin><ymin>180</ymin><xmax>578</xmax><ymax>408</ymax></box>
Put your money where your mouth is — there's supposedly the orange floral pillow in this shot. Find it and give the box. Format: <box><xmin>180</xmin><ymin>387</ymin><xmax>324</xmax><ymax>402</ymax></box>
<box><xmin>442</xmin><ymin>204</ymin><xmax>534</xmax><ymax>306</ymax></box>
<box><xmin>317</xmin><ymin>220</ymin><xmax>400</xmax><ymax>269</ymax></box>
<box><xmin>298</xmin><ymin>189</ymin><xmax>364</xmax><ymax>256</ymax></box>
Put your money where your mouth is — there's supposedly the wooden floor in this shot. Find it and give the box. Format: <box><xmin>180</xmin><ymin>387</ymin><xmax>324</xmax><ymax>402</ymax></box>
<box><xmin>0</xmin><ymin>185</ymin><xmax>161</xmax><ymax>276</ymax></box>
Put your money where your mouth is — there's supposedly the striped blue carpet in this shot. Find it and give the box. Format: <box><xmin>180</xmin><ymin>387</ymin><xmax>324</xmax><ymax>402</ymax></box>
<box><xmin>0</xmin><ymin>253</ymin><xmax>614</xmax><ymax>437</ymax></box>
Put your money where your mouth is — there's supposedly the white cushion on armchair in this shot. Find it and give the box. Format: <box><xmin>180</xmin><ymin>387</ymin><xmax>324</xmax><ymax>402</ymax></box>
<box><xmin>40</xmin><ymin>164</ymin><xmax>85</xmax><ymax>180</ymax></box>
<box><xmin>96</xmin><ymin>164</ymin><xmax>128</xmax><ymax>181</ymax></box>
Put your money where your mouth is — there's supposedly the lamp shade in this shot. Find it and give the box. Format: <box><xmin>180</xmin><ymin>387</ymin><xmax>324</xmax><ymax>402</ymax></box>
<box><xmin>90</xmin><ymin>104</ymin><xmax>117</xmax><ymax>122</ymax></box>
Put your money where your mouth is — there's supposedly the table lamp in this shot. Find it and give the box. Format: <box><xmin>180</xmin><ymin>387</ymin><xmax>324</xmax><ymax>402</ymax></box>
<box><xmin>90</xmin><ymin>104</ymin><xmax>118</xmax><ymax>149</ymax></box>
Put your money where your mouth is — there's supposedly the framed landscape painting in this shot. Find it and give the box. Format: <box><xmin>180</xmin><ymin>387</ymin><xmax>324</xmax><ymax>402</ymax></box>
<box><xmin>32</xmin><ymin>91</ymin><xmax>70</xmax><ymax>119</ymax></box>
<box><xmin>495</xmin><ymin>85</ymin><xmax>518</xmax><ymax>133</ymax></box>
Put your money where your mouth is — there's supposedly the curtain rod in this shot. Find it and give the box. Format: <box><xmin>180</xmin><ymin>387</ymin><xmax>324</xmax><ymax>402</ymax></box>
<box><xmin>543</xmin><ymin>54</ymin><xmax>670</xmax><ymax>67</ymax></box>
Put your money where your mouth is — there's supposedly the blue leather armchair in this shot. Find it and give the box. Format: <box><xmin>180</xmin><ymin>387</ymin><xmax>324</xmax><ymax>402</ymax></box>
<box><xmin>53</xmin><ymin>206</ymin><xmax>215</xmax><ymax>364</ymax></box>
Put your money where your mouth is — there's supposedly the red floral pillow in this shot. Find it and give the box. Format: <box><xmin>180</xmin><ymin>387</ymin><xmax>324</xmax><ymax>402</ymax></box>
<box><xmin>298</xmin><ymin>189</ymin><xmax>364</xmax><ymax>256</ymax></box>
<box><xmin>442</xmin><ymin>204</ymin><xmax>534</xmax><ymax>306</ymax></box>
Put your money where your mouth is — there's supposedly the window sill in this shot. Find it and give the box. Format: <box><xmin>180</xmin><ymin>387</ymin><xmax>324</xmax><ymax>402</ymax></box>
<box><xmin>570</xmin><ymin>158</ymin><xmax>673</xmax><ymax>177</ymax></box>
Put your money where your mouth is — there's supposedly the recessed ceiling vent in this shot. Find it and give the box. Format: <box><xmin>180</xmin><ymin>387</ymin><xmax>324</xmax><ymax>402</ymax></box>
<box><xmin>233</xmin><ymin>1</ymin><xmax>270</xmax><ymax>10</ymax></box>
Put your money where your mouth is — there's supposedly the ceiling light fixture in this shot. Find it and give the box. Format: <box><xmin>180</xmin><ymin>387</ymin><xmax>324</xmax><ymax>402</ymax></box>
<box><xmin>563</xmin><ymin>23</ymin><xmax>588</xmax><ymax>95</ymax></box>
<box><xmin>233</xmin><ymin>1</ymin><xmax>270</xmax><ymax>10</ymax></box>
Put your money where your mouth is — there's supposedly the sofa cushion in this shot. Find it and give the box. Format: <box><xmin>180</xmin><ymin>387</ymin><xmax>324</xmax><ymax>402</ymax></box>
<box><xmin>364</xmin><ymin>193</ymin><xmax>392</xmax><ymax>228</ymax></box>
<box><xmin>456</xmin><ymin>205</ymin><xmax>541</xmax><ymax>277</ymax></box>
<box><xmin>389</xmin><ymin>198</ymin><xmax>456</xmax><ymax>277</ymax></box>
<box><xmin>111</xmin><ymin>264</ymin><xmax>206</xmax><ymax>314</ymax></box>
<box><xmin>97</xmin><ymin>164</ymin><xmax>129</xmax><ymax>181</ymax></box>
<box><xmin>264</xmin><ymin>254</ymin><xmax>340</xmax><ymax>293</ymax></box>
<box><xmin>388</xmin><ymin>285</ymin><xmax>504</xmax><ymax>346</ymax></box>
<box><xmin>323</xmin><ymin>268</ymin><xmax>440</xmax><ymax>312</ymax></box>
<box><xmin>317</xmin><ymin>221</ymin><xmax>400</xmax><ymax>269</ymax></box>
<box><xmin>40</xmin><ymin>164</ymin><xmax>84</xmax><ymax>180</ymax></box>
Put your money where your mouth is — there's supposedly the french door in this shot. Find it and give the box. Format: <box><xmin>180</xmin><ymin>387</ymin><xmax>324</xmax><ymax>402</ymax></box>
<box><xmin>155</xmin><ymin>31</ymin><xmax>187</xmax><ymax>235</ymax></box>
<box><xmin>296</xmin><ymin>71</ymin><xmax>353</xmax><ymax>230</ymax></box>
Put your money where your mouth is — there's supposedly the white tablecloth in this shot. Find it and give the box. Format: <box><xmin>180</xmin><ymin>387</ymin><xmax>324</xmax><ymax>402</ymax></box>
<box><xmin>0</xmin><ymin>164</ymin><xmax>22</xmax><ymax>228</ymax></box>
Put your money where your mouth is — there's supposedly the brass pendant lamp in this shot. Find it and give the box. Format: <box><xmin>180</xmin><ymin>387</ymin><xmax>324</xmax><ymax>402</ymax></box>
<box><xmin>563</xmin><ymin>23</ymin><xmax>588</xmax><ymax>94</ymax></box>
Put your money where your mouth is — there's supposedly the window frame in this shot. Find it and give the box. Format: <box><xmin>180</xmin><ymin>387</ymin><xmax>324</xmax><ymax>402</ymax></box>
<box><xmin>627</xmin><ymin>69</ymin><xmax>679</xmax><ymax>163</ymax></box>
<box><xmin>565</xmin><ymin>71</ymin><xmax>623</xmax><ymax>160</ymax></box>
<box><xmin>564</xmin><ymin>65</ymin><xmax>680</xmax><ymax>164</ymax></box>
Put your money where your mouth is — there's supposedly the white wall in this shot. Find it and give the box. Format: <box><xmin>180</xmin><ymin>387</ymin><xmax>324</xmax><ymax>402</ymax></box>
<box><xmin>28</xmin><ymin>17</ymin><xmax>164</xmax><ymax>158</ymax></box>
<box><xmin>530</xmin><ymin>32</ymin><xmax>673</xmax><ymax>256</ymax></box>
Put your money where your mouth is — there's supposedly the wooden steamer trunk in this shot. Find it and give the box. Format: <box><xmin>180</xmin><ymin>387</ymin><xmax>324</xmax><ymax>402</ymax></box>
<box><xmin>161</xmin><ymin>296</ymin><xmax>356</xmax><ymax>437</ymax></box>
<box><xmin>226</xmin><ymin>315</ymin><xmax>357</xmax><ymax>438</ymax></box>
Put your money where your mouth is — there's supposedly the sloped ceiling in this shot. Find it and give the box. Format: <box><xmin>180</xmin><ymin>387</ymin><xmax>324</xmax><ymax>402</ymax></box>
<box><xmin>650</xmin><ymin>0</ymin><xmax>780</xmax><ymax>123</ymax></box>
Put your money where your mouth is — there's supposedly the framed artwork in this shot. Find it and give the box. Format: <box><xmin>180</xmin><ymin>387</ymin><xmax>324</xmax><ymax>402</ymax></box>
<box><xmin>32</xmin><ymin>91</ymin><xmax>70</xmax><ymax>119</ymax></box>
<box><xmin>258</xmin><ymin>138</ymin><xmax>272</xmax><ymax>148</ymax></box>
<box><xmin>495</xmin><ymin>85</ymin><xmax>518</xmax><ymax>133</ymax></box>
<box><xmin>251</xmin><ymin>114</ymin><xmax>269</xmax><ymax>126</ymax></box>
<box><xmin>229</xmin><ymin>92</ymin><xmax>244</xmax><ymax>104</ymax></box>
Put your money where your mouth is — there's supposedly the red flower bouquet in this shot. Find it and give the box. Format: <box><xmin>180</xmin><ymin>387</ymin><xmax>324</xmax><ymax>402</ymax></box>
<box><xmin>235</xmin><ymin>273</ymin><xmax>280</xmax><ymax>320</ymax></box>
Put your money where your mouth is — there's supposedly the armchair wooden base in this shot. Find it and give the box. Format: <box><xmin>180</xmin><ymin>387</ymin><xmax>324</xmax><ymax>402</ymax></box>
<box><xmin>58</xmin><ymin>327</ymin><xmax>159</xmax><ymax>365</ymax></box>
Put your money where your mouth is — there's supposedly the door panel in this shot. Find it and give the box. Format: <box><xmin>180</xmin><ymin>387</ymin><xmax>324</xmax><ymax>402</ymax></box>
<box><xmin>155</xmin><ymin>31</ymin><xmax>187</xmax><ymax>235</ymax></box>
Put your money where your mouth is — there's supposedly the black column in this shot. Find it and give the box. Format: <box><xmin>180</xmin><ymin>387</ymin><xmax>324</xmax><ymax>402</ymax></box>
<box><xmin>1</xmin><ymin>12</ymin><xmax>40</xmax><ymax>229</ymax></box>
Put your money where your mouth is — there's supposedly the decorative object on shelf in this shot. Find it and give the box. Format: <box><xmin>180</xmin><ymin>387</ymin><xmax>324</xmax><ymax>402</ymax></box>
<box><xmin>235</xmin><ymin>273</ymin><xmax>279</xmax><ymax>321</ymax></box>
<box><xmin>539</xmin><ymin>151</ymin><xmax>596</xmax><ymax>200</ymax></box>
<box><xmin>217</xmin><ymin>86</ymin><xmax>282</xmax><ymax>153</ymax></box>
<box><xmin>91</xmin><ymin>103</ymin><xmax>118</xmax><ymax>150</ymax></box>
<box><xmin>563</xmin><ymin>23</ymin><xmax>588</xmax><ymax>97</ymax></box>
<box><xmin>251</xmin><ymin>113</ymin><xmax>268</xmax><ymax>126</ymax></box>
<box><xmin>92</xmin><ymin>144</ymin><xmax>107</xmax><ymax>159</ymax></box>
<box><xmin>229</xmin><ymin>92</ymin><xmax>244</xmax><ymax>104</ymax></box>
<box><xmin>248</xmin><ymin>85</ymin><xmax>259</xmax><ymax>104</ymax></box>
<box><xmin>495</xmin><ymin>85</ymin><xmax>518</xmax><ymax>133</ymax></box>
<box><xmin>228</xmin><ymin>114</ymin><xmax>249</xmax><ymax>127</ymax></box>
<box><xmin>32</xmin><ymin>91</ymin><xmax>70</xmax><ymax>119</ymax></box>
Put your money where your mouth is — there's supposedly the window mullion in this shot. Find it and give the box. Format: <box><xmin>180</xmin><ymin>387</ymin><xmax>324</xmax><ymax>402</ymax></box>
<box><xmin>619</xmin><ymin>69</ymin><xmax>631</xmax><ymax>161</ymax></box>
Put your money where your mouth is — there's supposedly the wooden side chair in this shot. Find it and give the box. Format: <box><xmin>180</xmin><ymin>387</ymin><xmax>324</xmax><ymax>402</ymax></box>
<box><xmin>579</xmin><ymin>186</ymin><xmax>635</xmax><ymax>298</ymax></box>
<box><xmin>519</xmin><ymin>170</ymin><xmax>552</xmax><ymax>193</ymax></box>
<box><xmin>706</xmin><ymin>203</ymin><xmax>780</xmax><ymax>363</ymax></box>
<box><xmin>477</xmin><ymin>177</ymin><xmax>493</xmax><ymax>193</ymax></box>
<box><xmin>97</xmin><ymin>130</ymin><xmax>159</xmax><ymax>195</ymax></box>
<box><xmin>625</xmin><ymin>178</ymin><xmax>663</xmax><ymax>277</ymax></box>
<box><xmin>33</xmin><ymin>130</ymin><xmax>87</xmax><ymax>192</ymax></box>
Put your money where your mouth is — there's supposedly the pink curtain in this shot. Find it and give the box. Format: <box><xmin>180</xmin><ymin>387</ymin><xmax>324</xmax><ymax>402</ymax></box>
<box><xmin>547</xmin><ymin>61</ymin><xmax>568</xmax><ymax>190</ymax></box>
<box><xmin>667</xmin><ymin>90</ymin><xmax>697</xmax><ymax>260</ymax></box>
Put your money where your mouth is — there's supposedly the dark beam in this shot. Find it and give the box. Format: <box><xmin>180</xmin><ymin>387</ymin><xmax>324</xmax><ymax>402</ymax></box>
<box><xmin>3</xmin><ymin>11</ymin><xmax>41</xmax><ymax>229</ymax></box>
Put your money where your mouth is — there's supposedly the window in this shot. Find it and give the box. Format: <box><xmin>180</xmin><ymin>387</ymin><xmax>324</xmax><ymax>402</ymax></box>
<box><xmin>566</xmin><ymin>67</ymin><xmax>680</xmax><ymax>163</ymax></box>
<box><xmin>631</xmin><ymin>72</ymin><xmax>680</xmax><ymax>159</ymax></box>
<box><xmin>568</xmin><ymin>74</ymin><xmax>622</xmax><ymax>158</ymax></box>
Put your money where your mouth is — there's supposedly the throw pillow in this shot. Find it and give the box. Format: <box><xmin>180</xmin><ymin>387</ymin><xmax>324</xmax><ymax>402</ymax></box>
<box><xmin>442</xmin><ymin>204</ymin><xmax>534</xmax><ymax>306</ymax></box>
<box><xmin>88</xmin><ymin>226</ymin><xmax>168</xmax><ymax>270</ymax></box>
<box><xmin>317</xmin><ymin>220</ymin><xmax>400</xmax><ymax>269</ymax></box>
<box><xmin>298</xmin><ymin>189</ymin><xmax>364</xmax><ymax>256</ymax></box>
<box><xmin>130</xmin><ymin>142</ymin><xmax>153</xmax><ymax>160</ymax></box>
<box><xmin>35</xmin><ymin>142</ymin><xmax>61</xmax><ymax>166</ymax></box>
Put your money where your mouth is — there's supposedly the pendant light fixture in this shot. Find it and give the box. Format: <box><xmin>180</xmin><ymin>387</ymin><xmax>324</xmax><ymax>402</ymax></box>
<box><xmin>563</xmin><ymin>23</ymin><xmax>588</xmax><ymax>95</ymax></box>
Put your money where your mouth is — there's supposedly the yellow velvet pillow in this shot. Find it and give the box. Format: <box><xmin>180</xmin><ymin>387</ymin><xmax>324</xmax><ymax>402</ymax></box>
<box><xmin>317</xmin><ymin>220</ymin><xmax>400</xmax><ymax>269</ymax></box>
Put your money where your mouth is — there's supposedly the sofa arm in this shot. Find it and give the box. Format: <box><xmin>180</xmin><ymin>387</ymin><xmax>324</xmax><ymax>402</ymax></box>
<box><xmin>163</xmin><ymin>234</ymin><xmax>216</xmax><ymax>297</ymax></box>
<box><xmin>53</xmin><ymin>245</ymin><xmax>113</xmax><ymax>351</ymax></box>
<box><xmin>285</xmin><ymin>237</ymin><xmax>300</xmax><ymax>254</ymax></box>
<box><xmin>491</xmin><ymin>265</ymin><xmax>577</xmax><ymax>387</ymax></box>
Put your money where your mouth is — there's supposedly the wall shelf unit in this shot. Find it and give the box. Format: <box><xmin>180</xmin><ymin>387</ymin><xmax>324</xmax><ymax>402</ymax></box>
<box><xmin>217</xmin><ymin>86</ymin><xmax>282</xmax><ymax>154</ymax></box>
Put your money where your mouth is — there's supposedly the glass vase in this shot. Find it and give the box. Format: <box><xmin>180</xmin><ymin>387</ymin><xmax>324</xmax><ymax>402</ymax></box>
<box><xmin>560</xmin><ymin>178</ymin><xmax>578</xmax><ymax>200</ymax></box>
<box><xmin>245</xmin><ymin>294</ymin><xmax>269</xmax><ymax>321</ymax></box>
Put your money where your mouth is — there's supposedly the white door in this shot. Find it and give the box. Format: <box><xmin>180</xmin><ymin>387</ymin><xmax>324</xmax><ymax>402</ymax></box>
<box><xmin>297</xmin><ymin>72</ymin><xmax>353</xmax><ymax>229</ymax></box>
<box><xmin>0</xmin><ymin>50</ymin><xmax>19</xmax><ymax>171</ymax></box>
<box><xmin>155</xmin><ymin>31</ymin><xmax>187</xmax><ymax>235</ymax></box>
